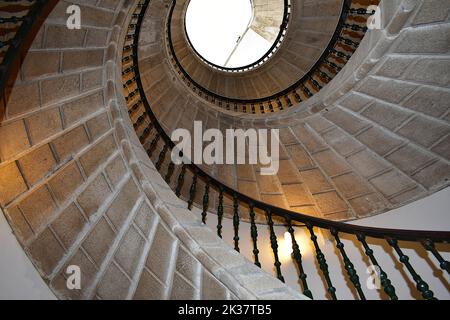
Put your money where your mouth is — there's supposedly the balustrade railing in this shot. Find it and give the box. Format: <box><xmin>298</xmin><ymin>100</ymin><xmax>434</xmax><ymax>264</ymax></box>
<box><xmin>123</xmin><ymin>0</ymin><xmax>450</xmax><ymax>300</ymax></box>
<box><xmin>0</xmin><ymin>0</ymin><xmax>58</xmax><ymax>111</ymax></box>
<box><xmin>166</xmin><ymin>0</ymin><xmax>380</xmax><ymax>114</ymax></box>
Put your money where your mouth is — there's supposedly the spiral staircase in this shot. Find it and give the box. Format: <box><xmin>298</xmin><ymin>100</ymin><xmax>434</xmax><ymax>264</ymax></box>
<box><xmin>0</xmin><ymin>0</ymin><xmax>449</xmax><ymax>300</ymax></box>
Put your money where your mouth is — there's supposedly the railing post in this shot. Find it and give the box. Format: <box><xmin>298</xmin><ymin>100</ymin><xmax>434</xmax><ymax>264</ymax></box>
<box><xmin>387</xmin><ymin>238</ymin><xmax>436</xmax><ymax>300</ymax></box>
<box><xmin>266</xmin><ymin>209</ymin><xmax>284</xmax><ymax>282</ymax></box>
<box><xmin>175</xmin><ymin>164</ymin><xmax>186</xmax><ymax>197</ymax></box>
<box><xmin>330</xmin><ymin>228</ymin><xmax>366</xmax><ymax>300</ymax></box>
<box><xmin>286</xmin><ymin>219</ymin><xmax>313</xmax><ymax>299</ymax></box>
<box><xmin>165</xmin><ymin>161</ymin><xmax>175</xmax><ymax>184</ymax></box>
<box><xmin>155</xmin><ymin>144</ymin><xmax>168</xmax><ymax>170</ymax></box>
<box><xmin>422</xmin><ymin>239</ymin><xmax>450</xmax><ymax>275</ymax></box>
<box><xmin>307</xmin><ymin>223</ymin><xmax>337</xmax><ymax>300</ymax></box>
<box><xmin>187</xmin><ymin>171</ymin><xmax>198</xmax><ymax>210</ymax></box>
<box><xmin>357</xmin><ymin>234</ymin><xmax>397</xmax><ymax>300</ymax></box>
<box><xmin>217</xmin><ymin>187</ymin><xmax>224</xmax><ymax>238</ymax></box>
<box><xmin>147</xmin><ymin>132</ymin><xmax>160</xmax><ymax>157</ymax></box>
<box><xmin>249</xmin><ymin>204</ymin><xmax>261</xmax><ymax>268</ymax></box>
<box><xmin>201</xmin><ymin>181</ymin><xmax>210</xmax><ymax>224</ymax></box>
<box><xmin>232</xmin><ymin>193</ymin><xmax>240</xmax><ymax>252</ymax></box>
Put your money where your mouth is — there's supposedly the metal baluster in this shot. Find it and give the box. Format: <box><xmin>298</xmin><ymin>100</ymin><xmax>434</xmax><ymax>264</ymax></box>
<box><xmin>306</xmin><ymin>223</ymin><xmax>337</xmax><ymax>300</ymax></box>
<box><xmin>175</xmin><ymin>165</ymin><xmax>186</xmax><ymax>197</ymax></box>
<box><xmin>249</xmin><ymin>204</ymin><xmax>261</xmax><ymax>267</ymax></box>
<box><xmin>387</xmin><ymin>238</ymin><xmax>436</xmax><ymax>300</ymax></box>
<box><xmin>266</xmin><ymin>209</ymin><xmax>284</xmax><ymax>282</ymax></box>
<box><xmin>286</xmin><ymin>219</ymin><xmax>313</xmax><ymax>299</ymax></box>
<box><xmin>217</xmin><ymin>188</ymin><xmax>224</xmax><ymax>238</ymax></box>
<box><xmin>343</xmin><ymin>22</ymin><xmax>367</xmax><ymax>32</ymax></box>
<box><xmin>232</xmin><ymin>194</ymin><xmax>240</xmax><ymax>252</ymax></box>
<box><xmin>422</xmin><ymin>239</ymin><xmax>450</xmax><ymax>275</ymax></box>
<box><xmin>301</xmin><ymin>84</ymin><xmax>313</xmax><ymax>97</ymax></box>
<box><xmin>357</xmin><ymin>234</ymin><xmax>397</xmax><ymax>300</ymax></box>
<box><xmin>155</xmin><ymin>144</ymin><xmax>168</xmax><ymax>170</ymax></box>
<box><xmin>139</xmin><ymin>126</ymin><xmax>152</xmax><ymax>144</ymax></box>
<box><xmin>165</xmin><ymin>161</ymin><xmax>175</xmax><ymax>184</ymax></box>
<box><xmin>187</xmin><ymin>171</ymin><xmax>197</xmax><ymax>210</ymax></box>
<box><xmin>201</xmin><ymin>182</ymin><xmax>209</xmax><ymax>224</ymax></box>
<box><xmin>147</xmin><ymin>132</ymin><xmax>160</xmax><ymax>157</ymax></box>
<box><xmin>330</xmin><ymin>229</ymin><xmax>366</xmax><ymax>300</ymax></box>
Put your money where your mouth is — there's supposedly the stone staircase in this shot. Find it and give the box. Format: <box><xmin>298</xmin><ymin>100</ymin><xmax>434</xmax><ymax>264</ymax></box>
<box><xmin>0</xmin><ymin>0</ymin><xmax>449</xmax><ymax>300</ymax></box>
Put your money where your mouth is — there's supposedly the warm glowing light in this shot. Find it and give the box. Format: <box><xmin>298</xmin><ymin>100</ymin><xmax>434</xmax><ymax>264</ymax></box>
<box><xmin>277</xmin><ymin>232</ymin><xmax>293</xmax><ymax>262</ymax></box>
<box><xmin>284</xmin><ymin>232</ymin><xmax>294</xmax><ymax>252</ymax></box>
<box><xmin>278</xmin><ymin>231</ymin><xmax>311</xmax><ymax>262</ymax></box>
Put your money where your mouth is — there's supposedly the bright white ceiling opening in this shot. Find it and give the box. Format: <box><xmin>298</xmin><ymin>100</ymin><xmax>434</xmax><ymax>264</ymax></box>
<box><xmin>185</xmin><ymin>0</ymin><xmax>274</xmax><ymax>69</ymax></box>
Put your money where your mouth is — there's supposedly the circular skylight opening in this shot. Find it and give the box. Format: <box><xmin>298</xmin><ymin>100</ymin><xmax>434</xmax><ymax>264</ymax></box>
<box><xmin>185</xmin><ymin>0</ymin><xmax>283</xmax><ymax>69</ymax></box>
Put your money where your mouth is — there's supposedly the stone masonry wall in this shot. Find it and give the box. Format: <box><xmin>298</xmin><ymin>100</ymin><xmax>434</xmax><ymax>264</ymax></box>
<box><xmin>0</xmin><ymin>0</ymin><xmax>306</xmax><ymax>300</ymax></box>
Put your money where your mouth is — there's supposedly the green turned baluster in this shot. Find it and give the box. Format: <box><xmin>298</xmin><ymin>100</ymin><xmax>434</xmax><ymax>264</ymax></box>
<box><xmin>147</xmin><ymin>132</ymin><xmax>160</xmax><ymax>157</ymax></box>
<box><xmin>306</xmin><ymin>223</ymin><xmax>337</xmax><ymax>300</ymax></box>
<box><xmin>338</xmin><ymin>35</ymin><xmax>358</xmax><ymax>48</ymax></box>
<box><xmin>139</xmin><ymin>126</ymin><xmax>152</xmax><ymax>144</ymax></box>
<box><xmin>330</xmin><ymin>229</ymin><xmax>366</xmax><ymax>300</ymax></box>
<box><xmin>175</xmin><ymin>165</ymin><xmax>186</xmax><ymax>197</ymax></box>
<box><xmin>357</xmin><ymin>234</ymin><xmax>397</xmax><ymax>300</ymax></box>
<box><xmin>266</xmin><ymin>209</ymin><xmax>284</xmax><ymax>282</ymax></box>
<box><xmin>155</xmin><ymin>144</ymin><xmax>168</xmax><ymax>170</ymax></box>
<box><xmin>217</xmin><ymin>188</ymin><xmax>224</xmax><ymax>238</ymax></box>
<box><xmin>232</xmin><ymin>194</ymin><xmax>240</xmax><ymax>252</ymax></box>
<box><xmin>387</xmin><ymin>238</ymin><xmax>436</xmax><ymax>300</ymax></box>
<box><xmin>286</xmin><ymin>219</ymin><xmax>313</xmax><ymax>299</ymax></box>
<box><xmin>187</xmin><ymin>172</ymin><xmax>197</xmax><ymax>210</ymax></box>
<box><xmin>249</xmin><ymin>204</ymin><xmax>261</xmax><ymax>267</ymax></box>
<box><xmin>165</xmin><ymin>161</ymin><xmax>175</xmax><ymax>184</ymax></box>
<box><xmin>201</xmin><ymin>182</ymin><xmax>209</xmax><ymax>224</ymax></box>
<box><xmin>422</xmin><ymin>239</ymin><xmax>450</xmax><ymax>275</ymax></box>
